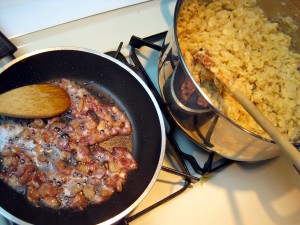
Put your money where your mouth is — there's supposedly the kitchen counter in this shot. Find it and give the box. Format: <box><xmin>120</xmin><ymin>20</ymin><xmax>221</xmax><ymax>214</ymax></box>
<box><xmin>1</xmin><ymin>1</ymin><xmax>300</xmax><ymax>225</ymax></box>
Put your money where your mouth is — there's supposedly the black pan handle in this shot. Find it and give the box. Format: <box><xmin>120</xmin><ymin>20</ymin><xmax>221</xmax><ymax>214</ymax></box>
<box><xmin>0</xmin><ymin>31</ymin><xmax>17</xmax><ymax>60</ymax></box>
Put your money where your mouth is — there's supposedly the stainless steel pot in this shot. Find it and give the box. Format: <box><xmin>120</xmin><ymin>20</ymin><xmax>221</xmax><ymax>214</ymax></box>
<box><xmin>158</xmin><ymin>0</ymin><xmax>300</xmax><ymax>161</ymax></box>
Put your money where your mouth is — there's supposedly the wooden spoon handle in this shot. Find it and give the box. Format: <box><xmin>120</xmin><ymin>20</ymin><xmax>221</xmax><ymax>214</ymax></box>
<box><xmin>230</xmin><ymin>86</ymin><xmax>300</xmax><ymax>168</ymax></box>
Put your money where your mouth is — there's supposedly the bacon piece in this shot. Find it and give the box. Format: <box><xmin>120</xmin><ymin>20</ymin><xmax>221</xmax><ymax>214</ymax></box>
<box><xmin>27</xmin><ymin>185</ymin><xmax>40</xmax><ymax>203</ymax></box>
<box><xmin>0</xmin><ymin>78</ymin><xmax>137</xmax><ymax>210</ymax></box>
<box><xmin>112</xmin><ymin>147</ymin><xmax>138</xmax><ymax>172</ymax></box>
<box><xmin>33</xmin><ymin>171</ymin><xmax>49</xmax><ymax>185</ymax></box>
<box><xmin>99</xmin><ymin>188</ymin><xmax>113</xmax><ymax>201</ymax></box>
<box><xmin>83</xmin><ymin>185</ymin><xmax>95</xmax><ymax>201</ymax></box>
<box><xmin>54</xmin><ymin>161</ymin><xmax>72</xmax><ymax>175</ymax></box>
<box><xmin>38</xmin><ymin>183</ymin><xmax>57</xmax><ymax>198</ymax></box>
<box><xmin>193</xmin><ymin>51</ymin><xmax>231</xmax><ymax>89</ymax></box>
<box><xmin>29</xmin><ymin>119</ymin><xmax>46</xmax><ymax>129</ymax></box>
<box><xmin>42</xmin><ymin>196</ymin><xmax>61</xmax><ymax>208</ymax></box>
<box><xmin>70</xmin><ymin>193</ymin><xmax>87</xmax><ymax>209</ymax></box>
<box><xmin>193</xmin><ymin>51</ymin><xmax>215</xmax><ymax>69</ymax></box>
<box><xmin>17</xmin><ymin>164</ymin><xmax>36</xmax><ymax>185</ymax></box>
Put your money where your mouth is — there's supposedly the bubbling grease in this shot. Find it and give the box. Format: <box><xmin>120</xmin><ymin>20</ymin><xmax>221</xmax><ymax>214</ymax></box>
<box><xmin>0</xmin><ymin>78</ymin><xmax>137</xmax><ymax>210</ymax></box>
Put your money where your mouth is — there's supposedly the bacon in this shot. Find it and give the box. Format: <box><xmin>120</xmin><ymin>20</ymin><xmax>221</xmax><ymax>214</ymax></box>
<box><xmin>41</xmin><ymin>129</ymin><xmax>60</xmax><ymax>144</ymax></box>
<box><xmin>57</xmin><ymin>137</ymin><xmax>70</xmax><ymax>150</ymax></box>
<box><xmin>0</xmin><ymin>78</ymin><xmax>137</xmax><ymax>210</ymax></box>
<box><xmin>2</xmin><ymin>156</ymin><xmax>19</xmax><ymax>170</ymax></box>
<box><xmin>98</xmin><ymin>188</ymin><xmax>113</xmax><ymax>201</ymax></box>
<box><xmin>29</xmin><ymin>119</ymin><xmax>46</xmax><ymax>129</ymax></box>
<box><xmin>33</xmin><ymin>172</ymin><xmax>49</xmax><ymax>185</ymax></box>
<box><xmin>17</xmin><ymin>164</ymin><xmax>36</xmax><ymax>185</ymax></box>
<box><xmin>27</xmin><ymin>185</ymin><xmax>40</xmax><ymax>203</ymax></box>
<box><xmin>112</xmin><ymin>147</ymin><xmax>138</xmax><ymax>172</ymax></box>
<box><xmin>193</xmin><ymin>51</ymin><xmax>215</xmax><ymax>68</ymax></box>
<box><xmin>38</xmin><ymin>183</ymin><xmax>57</xmax><ymax>198</ymax></box>
<box><xmin>70</xmin><ymin>193</ymin><xmax>87</xmax><ymax>209</ymax></box>
<box><xmin>93</xmin><ymin>146</ymin><xmax>114</xmax><ymax>163</ymax></box>
<box><xmin>42</xmin><ymin>196</ymin><xmax>61</xmax><ymax>208</ymax></box>
<box><xmin>82</xmin><ymin>185</ymin><xmax>95</xmax><ymax>201</ymax></box>
<box><xmin>54</xmin><ymin>161</ymin><xmax>72</xmax><ymax>175</ymax></box>
<box><xmin>105</xmin><ymin>174</ymin><xmax>124</xmax><ymax>192</ymax></box>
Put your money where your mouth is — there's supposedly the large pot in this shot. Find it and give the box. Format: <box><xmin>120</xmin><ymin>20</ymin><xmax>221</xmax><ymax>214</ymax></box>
<box><xmin>158</xmin><ymin>0</ymin><xmax>300</xmax><ymax>161</ymax></box>
<box><xmin>0</xmin><ymin>34</ymin><xmax>166</xmax><ymax>225</ymax></box>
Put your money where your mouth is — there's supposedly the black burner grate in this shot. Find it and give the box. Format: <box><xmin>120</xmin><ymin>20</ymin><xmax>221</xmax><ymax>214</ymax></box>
<box><xmin>10</xmin><ymin>32</ymin><xmax>233</xmax><ymax>225</ymax></box>
<box><xmin>105</xmin><ymin>32</ymin><xmax>233</xmax><ymax>224</ymax></box>
<box><xmin>128</xmin><ymin>31</ymin><xmax>233</xmax><ymax>176</ymax></box>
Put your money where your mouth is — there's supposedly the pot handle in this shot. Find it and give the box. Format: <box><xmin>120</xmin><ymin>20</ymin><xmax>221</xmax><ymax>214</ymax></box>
<box><xmin>0</xmin><ymin>31</ymin><xmax>17</xmax><ymax>61</ymax></box>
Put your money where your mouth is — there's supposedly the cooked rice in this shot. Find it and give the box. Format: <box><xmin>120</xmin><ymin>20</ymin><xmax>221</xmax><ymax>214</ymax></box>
<box><xmin>177</xmin><ymin>0</ymin><xmax>300</xmax><ymax>142</ymax></box>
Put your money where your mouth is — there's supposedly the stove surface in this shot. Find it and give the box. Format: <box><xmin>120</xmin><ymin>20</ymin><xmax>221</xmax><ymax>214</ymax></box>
<box><xmin>1</xmin><ymin>1</ymin><xmax>300</xmax><ymax>225</ymax></box>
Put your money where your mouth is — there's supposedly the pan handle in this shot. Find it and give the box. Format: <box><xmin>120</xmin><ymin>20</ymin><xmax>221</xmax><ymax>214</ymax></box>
<box><xmin>0</xmin><ymin>31</ymin><xmax>17</xmax><ymax>67</ymax></box>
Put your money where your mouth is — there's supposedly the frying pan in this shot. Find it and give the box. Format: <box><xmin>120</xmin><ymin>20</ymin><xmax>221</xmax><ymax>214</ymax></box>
<box><xmin>0</xmin><ymin>35</ymin><xmax>166</xmax><ymax>225</ymax></box>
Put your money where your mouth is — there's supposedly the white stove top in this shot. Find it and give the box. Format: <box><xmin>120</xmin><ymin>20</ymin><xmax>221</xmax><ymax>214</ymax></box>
<box><xmin>1</xmin><ymin>1</ymin><xmax>300</xmax><ymax>225</ymax></box>
<box><xmin>0</xmin><ymin>0</ymin><xmax>151</xmax><ymax>39</ymax></box>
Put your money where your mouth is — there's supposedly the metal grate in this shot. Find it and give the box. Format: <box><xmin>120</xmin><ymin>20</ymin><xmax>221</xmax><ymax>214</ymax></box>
<box><xmin>128</xmin><ymin>32</ymin><xmax>233</xmax><ymax>176</ymax></box>
<box><xmin>106</xmin><ymin>32</ymin><xmax>233</xmax><ymax>224</ymax></box>
<box><xmin>11</xmin><ymin>32</ymin><xmax>233</xmax><ymax>225</ymax></box>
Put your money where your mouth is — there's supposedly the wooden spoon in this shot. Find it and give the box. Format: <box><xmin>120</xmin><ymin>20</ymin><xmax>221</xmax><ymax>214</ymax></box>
<box><xmin>193</xmin><ymin>53</ymin><xmax>300</xmax><ymax>168</ymax></box>
<box><xmin>0</xmin><ymin>84</ymin><xmax>71</xmax><ymax>119</ymax></box>
<box><xmin>230</xmin><ymin>86</ymin><xmax>300</xmax><ymax>169</ymax></box>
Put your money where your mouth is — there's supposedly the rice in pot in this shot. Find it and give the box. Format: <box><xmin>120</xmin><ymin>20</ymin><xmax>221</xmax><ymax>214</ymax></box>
<box><xmin>177</xmin><ymin>0</ymin><xmax>300</xmax><ymax>142</ymax></box>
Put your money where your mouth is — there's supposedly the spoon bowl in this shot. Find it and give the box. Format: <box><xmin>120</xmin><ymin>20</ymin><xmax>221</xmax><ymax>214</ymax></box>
<box><xmin>0</xmin><ymin>84</ymin><xmax>71</xmax><ymax>118</ymax></box>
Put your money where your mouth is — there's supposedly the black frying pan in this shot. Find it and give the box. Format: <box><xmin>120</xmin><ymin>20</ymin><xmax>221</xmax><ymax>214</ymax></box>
<box><xmin>0</xmin><ymin>36</ymin><xmax>166</xmax><ymax>225</ymax></box>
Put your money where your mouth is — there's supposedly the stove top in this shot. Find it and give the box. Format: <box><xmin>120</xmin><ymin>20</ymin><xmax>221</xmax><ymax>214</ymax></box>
<box><xmin>1</xmin><ymin>1</ymin><xmax>300</xmax><ymax>225</ymax></box>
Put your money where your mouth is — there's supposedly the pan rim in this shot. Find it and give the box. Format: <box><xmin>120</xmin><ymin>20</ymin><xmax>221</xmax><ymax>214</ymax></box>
<box><xmin>0</xmin><ymin>47</ymin><xmax>166</xmax><ymax>225</ymax></box>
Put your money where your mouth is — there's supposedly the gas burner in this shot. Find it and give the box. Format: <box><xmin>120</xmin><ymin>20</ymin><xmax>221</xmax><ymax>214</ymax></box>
<box><xmin>128</xmin><ymin>32</ymin><xmax>233</xmax><ymax>176</ymax></box>
<box><xmin>102</xmin><ymin>32</ymin><xmax>234</xmax><ymax>224</ymax></box>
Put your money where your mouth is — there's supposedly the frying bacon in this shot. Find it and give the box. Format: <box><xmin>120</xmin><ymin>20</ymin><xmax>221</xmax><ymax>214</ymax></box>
<box><xmin>0</xmin><ymin>78</ymin><xmax>137</xmax><ymax>210</ymax></box>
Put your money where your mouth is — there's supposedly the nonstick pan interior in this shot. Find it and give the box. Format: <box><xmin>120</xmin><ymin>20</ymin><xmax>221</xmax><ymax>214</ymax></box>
<box><xmin>0</xmin><ymin>48</ymin><xmax>165</xmax><ymax>225</ymax></box>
